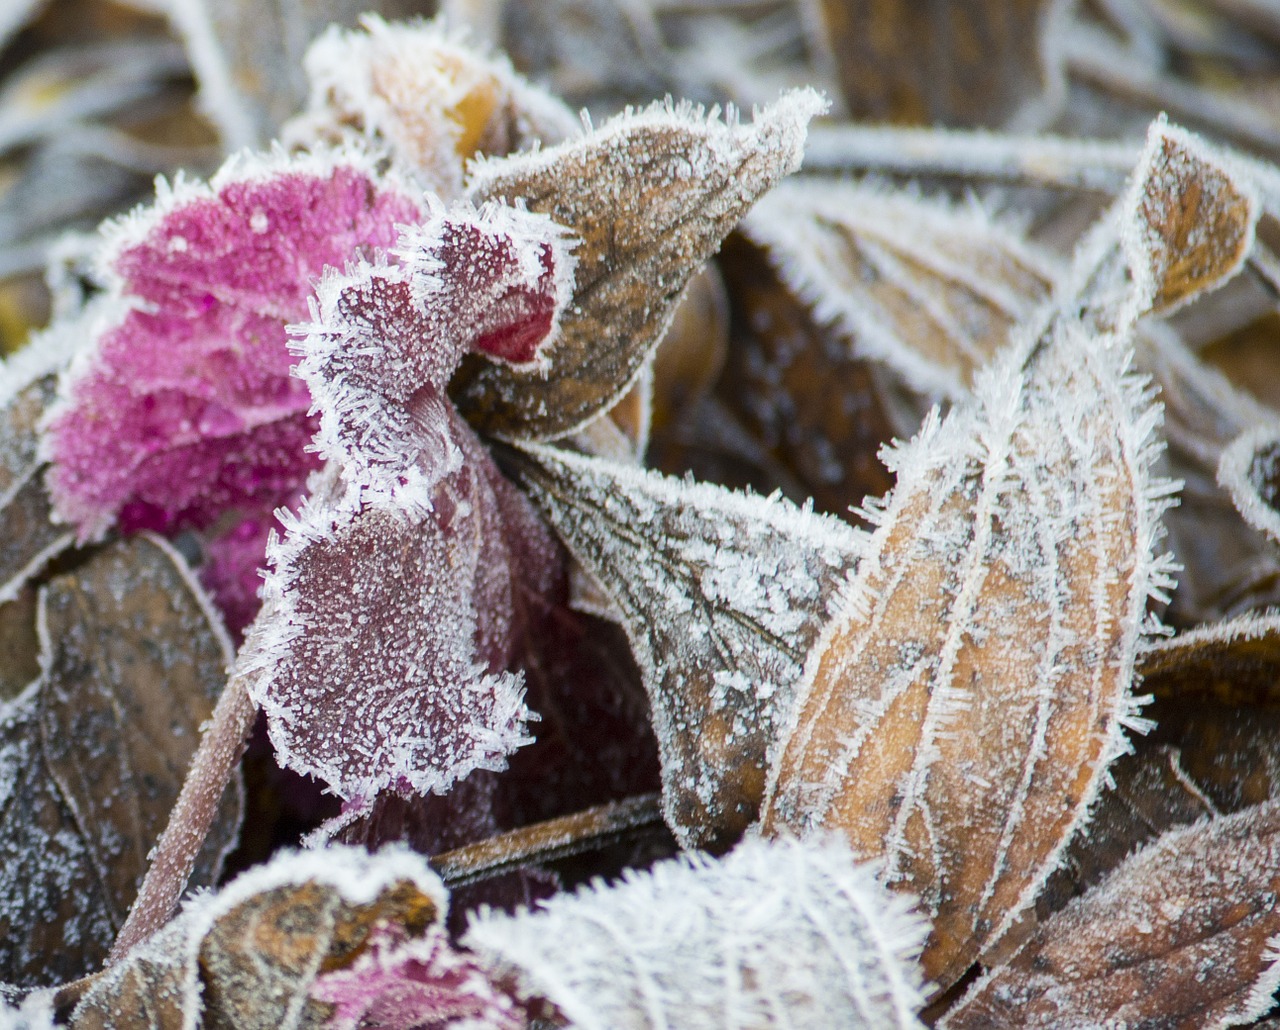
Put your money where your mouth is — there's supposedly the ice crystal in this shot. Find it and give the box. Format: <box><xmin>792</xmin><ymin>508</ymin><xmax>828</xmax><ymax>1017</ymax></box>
<box><xmin>466</xmin><ymin>834</ymin><xmax>927</xmax><ymax>1030</ymax></box>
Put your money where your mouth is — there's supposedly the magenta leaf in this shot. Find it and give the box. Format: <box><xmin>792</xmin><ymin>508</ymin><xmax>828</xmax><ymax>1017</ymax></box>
<box><xmin>293</xmin><ymin>200</ymin><xmax>574</xmax><ymax>507</ymax></box>
<box><xmin>243</xmin><ymin>411</ymin><xmax>562</xmax><ymax>800</ymax></box>
<box><xmin>43</xmin><ymin>147</ymin><xmax>424</xmax><ymax>542</ymax></box>
<box><xmin>310</xmin><ymin>927</ymin><xmax>526</xmax><ymax>1030</ymax></box>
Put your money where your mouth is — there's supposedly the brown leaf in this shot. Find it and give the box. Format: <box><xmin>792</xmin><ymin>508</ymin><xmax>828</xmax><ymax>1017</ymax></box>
<box><xmin>759</xmin><ymin>314</ymin><xmax>1175</xmax><ymax>990</ymax></box>
<box><xmin>818</xmin><ymin>0</ymin><xmax>1059</xmax><ymax>128</ymax></box>
<box><xmin>38</xmin><ymin>534</ymin><xmax>241</xmax><ymax>931</ymax></box>
<box><xmin>741</xmin><ymin>179</ymin><xmax>1058</xmax><ymax>399</ymax></box>
<box><xmin>0</xmin><ymin>365</ymin><xmax>73</xmax><ymax>602</ymax></box>
<box><xmin>73</xmin><ymin>847</ymin><xmax>448</xmax><ymax>1030</ymax></box>
<box><xmin>1140</xmin><ymin>611</ymin><xmax>1280</xmax><ymax>702</ymax></box>
<box><xmin>513</xmin><ymin>442</ymin><xmax>866</xmax><ymax>850</ymax></box>
<box><xmin>649</xmin><ymin>264</ymin><xmax>730</xmax><ymax>438</ymax></box>
<box><xmin>1219</xmin><ymin>421</ymin><xmax>1280</xmax><ymax>547</ymax></box>
<box><xmin>0</xmin><ymin>586</ymin><xmax>38</xmax><ymax>704</ymax></box>
<box><xmin>944</xmin><ymin>801</ymin><xmax>1280</xmax><ymax>1030</ymax></box>
<box><xmin>455</xmin><ymin>90</ymin><xmax>824</xmax><ymax>442</ymax></box>
<box><xmin>1122</xmin><ymin>117</ymin><xmax>1259</xmax><ymax>315</ymax></box>
<box><xmin>0</xmin><ymin>535</ymin><xmax>241</xmax><ymax>989</ymax></box>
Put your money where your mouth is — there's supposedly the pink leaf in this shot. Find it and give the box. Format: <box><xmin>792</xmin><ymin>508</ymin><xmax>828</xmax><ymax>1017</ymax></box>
<box><xmin>310</xmin><ymin>927</ymin><xmax>526</xmax><ymax>1030</ymax></box>
<box><xmin>293</xmin><ymin>200</ymin><xmax>574</xmax><ymax>506</ymax></box>
<box><xmin>44</xmin><ymin>148</ymin><xmax>424</xmax><ymax>541</ymax></box>
<box><xmin>243</xmin><ymin>412</ymin><xmax>562</xmax><ymax>800</ymax></box>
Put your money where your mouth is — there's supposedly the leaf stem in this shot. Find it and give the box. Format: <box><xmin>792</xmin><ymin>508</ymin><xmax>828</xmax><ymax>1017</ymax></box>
<box><xmin>431</xmin><ymin>793</ymin><xmax>667</xmax><ymax>888</ymax></box>
<box><xmin>108</xmin><ymin>666</ymin><xmax>259</xmax><ymax>964</ymax></box>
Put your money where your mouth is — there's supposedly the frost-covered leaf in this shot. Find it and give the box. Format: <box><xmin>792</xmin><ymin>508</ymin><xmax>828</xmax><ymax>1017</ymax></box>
<box><xmin>244</xmin><ymin>414</ymin><xmax>562</xmax><ymax>800</ymax></box>
<box><xmin>0</xmin><ymin>318</ymin><xmax>83</xmax><ymax>603</ymax></box>
<box><xmin>760</xmin><ymin>310</ymin><xmax>1177</xmax><ymax>989</ymax></box>
<box><xmin>73</xmin><ymin>845</ymin><xmax>451</xmax><ymax>1030</ymax></box>
<box><xmin>467</xmin><ymin>834</ymin><xmax>926</xmax><ymax>1030</ymax></box>
<box><xmin>818</xmin><ymin>0</ymin><xmax>1061</xmax><ymax>128</ymax></box>
<box><xmin>944</xmin><ymin>800</ymin><xmax>1280</xmax><ymax>1030</ymax></box>
<box><xmin>1</xmin><ymin>535</ymin><xmax>239</xmax><ymax>990</ymax></box>
<box><xmin>43</xmin><ymin>147</ymin><xmax>423</xmax><ymax>543</ymax></box>
<box><xmin>1120</xmin><ymin>116</ymin><xmax>1259</xmax><ymax>316</ymax></box>
<box><xmin>741</xmin><ymin>179</ymin><xmax>1058</xmax><ymax>399</ymax></box>
<box><xmin>38</xmin><ymin>534</ymin><xmax>241</xmax><ymax>932</ymax></box>
<box><xmin>293</xmin><ymin>200</ymin><xmax>575</xmax><ymax>507</ymax></box>
<box><xmin>514</xmin><ymin>442</ymin><xmax>866</xmax><ymax>849</ymax></box>
<box><xmin>1140</xmin><ymin>610</ymin><xmax>1280</xmax><ymax>697</ymax></box>
<box><xmin>287</xmin><ymin>15</ymin><xmax>578</xmax><ymax>196</ymax></box>
<box><xmin>308</xmin><ymin>928</ymin><xmax>528</xmax><ymax>1030</ymax></box>
<box><xmin>455</xmin><ymin>89</ymin><xmax>825</xmax><ymax>441</ymax></box>
<box><xmin>1218</xmin><ymin>421</ymin><xmax>1280</xmax><ymax>545</ymax></box>
<box><xmin>0</xmin><ymin>690</ymin><xmax>116</xmax><ymax>991</ymax></box>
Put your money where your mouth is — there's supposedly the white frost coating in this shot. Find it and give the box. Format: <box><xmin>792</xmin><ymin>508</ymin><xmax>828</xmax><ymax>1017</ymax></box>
<box><xmin>743</xmin><ymin>178</ymin><xmax>1059</xmax><ymax>400</ymax></box>
<box><xmin>291</xmin><ymin>198</ymin><xmax>576</xmax><ymax>511</ymax></box>
<box><xmin>517</xmin><ymin>443</ymin><xmax>865</xmax><ymax>845</ymax></box>
<box><xmin>242</xmin><ymin>445</ymin><xmax>535</xmax><ymax>800</ymax></box>
<box><xmin>466</xmin><ymin>86</ymin><xmax>827</xmax><ymax>202</ymax></box>
<box><xmin>0</xmin><ymin>992</ymin><xmax>56</xmax><ymax>1030</ymax></box>
<box><xmin>161</xmin><ymin>0</ymin><xmax>258</xmax><ymax>149</ymax></box>
<box><xmin>0</xmin><ymin>302</ymin><xmax>94</xmax><ymax>414</ymax></box>
<box><xmin>1218</xmin><ymin>422</ymin><xmax>1280</xmax><ymax>545</ymax></box>
<box><xmin>1118</xmin><ymin>115</ymin><xmax>1259</xmax><ymax>322</ymax></box>
<box><xmin>465</xmin><ymin>835</ymin><xmax>927</xmax><ymax>1030</ymax></box>
<box><xmin>288</xmin><ymin>15</ymin><xmax>578</xmax><ymax>196</ymax></box>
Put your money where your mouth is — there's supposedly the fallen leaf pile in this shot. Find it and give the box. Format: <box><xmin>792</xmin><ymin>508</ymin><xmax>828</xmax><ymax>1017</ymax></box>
<box><xmin>8</xmin><ymin>2</ymin><xmax>1280</xmax><ymax>1028</ymax></box>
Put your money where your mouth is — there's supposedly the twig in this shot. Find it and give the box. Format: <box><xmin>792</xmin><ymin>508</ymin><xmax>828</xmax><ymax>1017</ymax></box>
<box><xmin>108</xmin><ymin>667</ymin><xmax>259</xmax><ymax>963</ymax></box>
<box><xmin>431</xmin><ymin>793</ymin><xmax>667</xmax><ymax>888</ymax></box>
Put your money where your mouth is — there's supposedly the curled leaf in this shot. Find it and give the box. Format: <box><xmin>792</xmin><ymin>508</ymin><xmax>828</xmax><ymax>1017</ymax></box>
<box><xmin>514</xmin><ymin>442</ymin><xmax>865</xmax><ymax>849</ymax></box>
<box><xmin>1218</xmin><ymin>421</ymin><xmax>1280</xmax><ymax>545</ymax></box>
<box><xmin>456</xmin><ymin>89</ymin><xmax>825</xmax><ymax>441</ymax></box>
<box><xmin>944</xmin><ymin>801</ymin><xmax>1280</xmax><ymax>1030</ymax></box>
<box><xmin>466</xmin><ymin>835</ymin><xmax>927</xmax><ymax>1030</ymax></box>
<box><xmin>74</xmin><ymin>846</ymin><xmax>450</xmax><ymax>1030</ymax></box>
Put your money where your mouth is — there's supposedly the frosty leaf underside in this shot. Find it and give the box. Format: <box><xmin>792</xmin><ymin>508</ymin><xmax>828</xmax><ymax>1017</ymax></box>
<box><xmin>514</xmin><ymin>442</ymin><xmax>866</xmax><ymax>849</ymax></box>
<box><xmin>455</xmin><ymin>89</ymin><xmax>826</xmax><ymax>441</ymax></box>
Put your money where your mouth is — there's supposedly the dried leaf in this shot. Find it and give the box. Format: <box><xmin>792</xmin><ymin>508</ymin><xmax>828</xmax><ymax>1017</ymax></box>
<box><xmin>513</xmin><ymin>442</ymin><xmax>866</xmax><ymax>849</ymax></box>
<box><xmin>0</xmin><ymin>587</ymin><xmax>38</xmax><ymax>704</ymax></box>
<box><xmin>944</xmin><ymin>801</ymin><xmax>1280</xmax><ymax>1030</ymax></box>
<box><xmin>73</xmin><ymin>846</ymin><xmax>450</xmax><ymax>1030</ymax></box>
<box><xmin>455</xmin><ymin>89</ymin><xmax>825</xmax><ymax>441</ymax></box>
<box><xmin>286</xmin><ymin>15</ymin><xmax>578</xmax><ymax>195</ymax></box>
<box><xmin>1140</xmin><ymin>610</ymin><xmax>1280</xmax><ymax>701</ymax></box>
<box><xmin>760</xmin><ymin>313</ymin><xmax>1176</xmax><ymax>988</ymax></box>
<box><xmin>38</xmin><ymin>534</ymin><xmax>241</xmax><ymax>931</ymax></box>
<box><xmin>465</xmin><ymin>835</ymin><xmax>928</xmax><ymax>1030</ymax></box>
<box><xmin>817</xmin><ymin>0</ymin><xmax>1061</xmax><ymax>128</ymax></box>
<box><xmin>741</xmin><ymin>179</ymin><xmax>1058</xmax><ymax>399</ymax></box>
<box><xmin>1</xmin><ymin>535</ymin><xmax>240</xmax><ymax>990</ymax></box>
<box><xmin>1120</xmin><ymin>117</ymin><xmax>1259</xmax><ymax>314</ymax></box>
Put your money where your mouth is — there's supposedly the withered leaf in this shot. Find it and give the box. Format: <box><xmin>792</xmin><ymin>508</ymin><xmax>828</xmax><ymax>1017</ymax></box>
<box><xmin>0</xmin><ymin>333</ymin><xmax>77</xmax><ymax>602</ymax></box>
<box><xmin>1218</xmin><ymin>421</ymin><xmax>1280</xmax><ymax>546</ymax></box>
<box><xmin>73</xmin><ymin>846</ymin><xmax>448</xmax><ymax>1030</ymax></box>
<box><xmin>1140</xmin><ymin>610</ymin><xmax>1280</xmax><ymax>701</ymax></box>
<box><xmin>818</xmin><ymin>0</ymin><xmax>1059</xmax><ymax>128</ymax></box>
<box><xmin>1121</xmin><ymin>116</ymin><xmax>1259</xmax><ymax>315</ymax></box>
<box><xmin>759</xmin><ymin>314</ymin><xmax>1177</xmax><ymax>990</ymax></box>
<box><xmin>742</xmin><ymin>178</ymin><xmax>1058</xmax><ymax>399</ymax></box>
<box><xmin>38</xmin><ymin>534</ymin><xmax>241</xmax><ymax>931</ymax></box>
<box><xmin>513</xmin><ymin>442</ymin><xmax>866</xmax><ymax>850</ymax></box>
<box><xmin>455</xmin><ymin>90</ymin><xmax>824</xmax><ymax>441</ymax></box>
<box><xmin>0</xmin><ymin>586</ymin><xmax>38</xmax><ymax>704</ymax></box>
<box><xmin>944</xmin><ymin>801</ymin><xmax>1280</xmax><ymax>1030</ymax></box>
<box><xmin>0</xmin><ymin>535</ymin><xmax>241</xmax><ymax>990</ymax></box>
<box><xmin>1</xmin><ymin>691</ymin><xmax>116</xmax><ymax>991</ymax></box>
